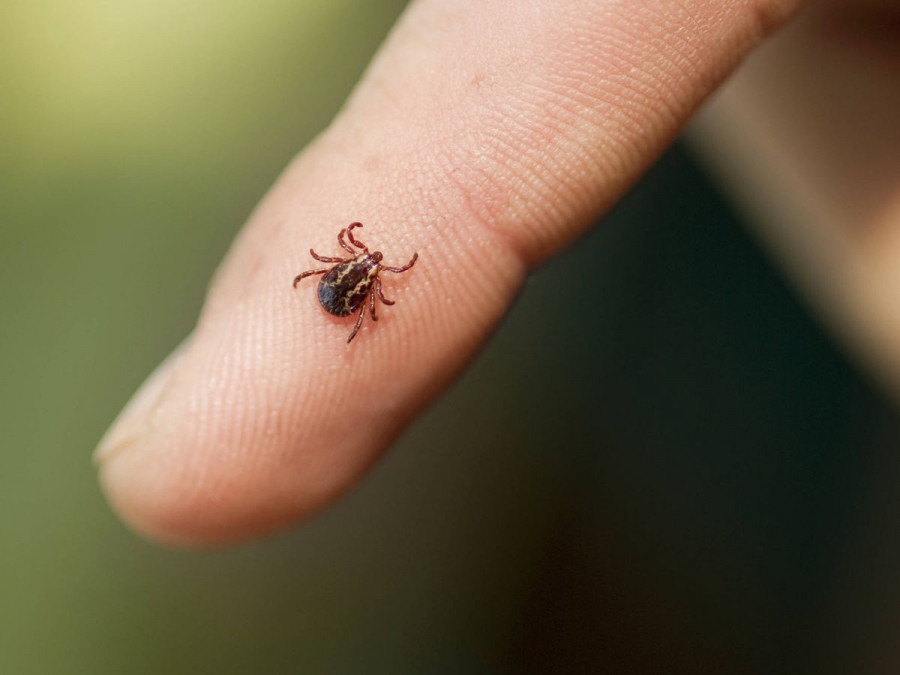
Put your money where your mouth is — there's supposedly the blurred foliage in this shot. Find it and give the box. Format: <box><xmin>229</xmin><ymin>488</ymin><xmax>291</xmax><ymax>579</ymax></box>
<box><xmin>2</xmin><ymin>2</ymin><xmax>899</xmax><ymax>674</ymax></box>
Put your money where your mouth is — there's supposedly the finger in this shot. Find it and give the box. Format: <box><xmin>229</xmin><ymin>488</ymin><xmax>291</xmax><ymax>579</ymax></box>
<box><xmin>96</xmin><ymin>0</ymin><xmax>808</xmax><ymax>546</ymax></box>
<box><xmin>694</xmin><ymin>0</ymin><xmax>900</xmax><ymax>399</ymax></box>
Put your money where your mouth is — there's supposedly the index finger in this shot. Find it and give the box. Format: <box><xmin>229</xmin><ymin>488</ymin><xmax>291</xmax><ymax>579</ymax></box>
<box><xmin>96</xmin><ymin>0</ymin><xmax>807</xmax><ymax>546</ymax></box>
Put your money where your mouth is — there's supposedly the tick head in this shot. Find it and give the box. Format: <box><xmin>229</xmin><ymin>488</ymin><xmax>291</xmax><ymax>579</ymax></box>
<box><xmin>371</xmin><ymin>251</ymin><xmax>383</xmax><ymax>263</ymax></box>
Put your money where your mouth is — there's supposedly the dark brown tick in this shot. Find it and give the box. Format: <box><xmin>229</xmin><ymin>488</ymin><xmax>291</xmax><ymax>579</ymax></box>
<box><xmin>292</xmin><ymin>222</ymin><xmax>418</xmax><ymax>343</ymax></box>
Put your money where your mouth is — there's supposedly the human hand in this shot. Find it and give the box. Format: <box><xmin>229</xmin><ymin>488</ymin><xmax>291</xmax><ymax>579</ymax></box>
<box><xmin>695</xmin><ymin>0</ymin><xmax>900</xmax><ymax>400</ymax></box>
<box><xmin>95</xmin><ymin>0</ymin><xmax>808</xmax><ymax>546</ymax></box>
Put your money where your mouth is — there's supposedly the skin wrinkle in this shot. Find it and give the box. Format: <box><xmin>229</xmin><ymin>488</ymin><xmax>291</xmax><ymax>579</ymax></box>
<box><xmin>413</xmin><ymin>5</ymin><xmax>682</xmax><ymax>251</ymax></box>
<box><xmin>432</xmin><ymin>118</ymin><xmax>586</xmax><ymax>265</ymax></box>
<box><xmin>482</xmin><ymin>133</ymin><xmax>590</xmax><ymax>253</ymax></box>
<box><xmin>408</xmin><ymin>13</ymin><xmax>686</xmax><ymax>262</ymax></box>
<box><xmin>355</xmin><ymin>1</ymin><xmax>798</xmax><ymax>266</ymax></box>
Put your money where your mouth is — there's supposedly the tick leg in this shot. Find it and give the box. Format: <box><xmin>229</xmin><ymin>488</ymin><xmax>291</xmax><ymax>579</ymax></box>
<box><xmin>375</xmin><ymin>276</ymin><xmax>395</xmax><ymax>305</ymax></box>
<box><xmin>346</xmin><ymin>222</ymin><xmax>369</xmax><ymax>252</ymax></box>
<box><xmin>292</xmin><ymin>268</ymin><xmax>328</xmax><ymax>287</ymax></box>
<box><xmin>337</xmin><ymin>228</ymin><xmax>356</xmax><ymax>255</ymax></box>
<box><xmin>381</xmin><ymin>252</ymin><xmax>418</xmax><ymax>274</ymax></box>
<box><xmin>310</xmin><ymin>249</ymin><xmax>344</xmax><ymax>263</ymax></box>
<box><xmin>369</xmin><ymin>289</ymin><xmax>378</xmax><ymax>321</ymax></box>
<box><xmin>347</xmin><ymin>300</ymin><xmax>367</xmax><ymax>343</ymax></box>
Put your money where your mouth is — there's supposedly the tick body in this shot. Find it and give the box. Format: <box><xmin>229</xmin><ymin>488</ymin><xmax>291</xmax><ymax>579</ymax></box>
<box><xmin>293</xmin><ymin>222</ymin><xmax>418</xmax><ymax>343</ymax></box>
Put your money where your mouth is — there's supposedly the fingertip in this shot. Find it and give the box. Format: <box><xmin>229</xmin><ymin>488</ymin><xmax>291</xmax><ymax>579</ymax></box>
<box><xmin>98</xmin><ymin>431</ymin><xmax>355</xmax><ymax>548</ymax></box>
<box><xmin>97</xmin><ymin>430</ymin><xmax>274</xmax><ymax>547</ymax></box>
<box><xmin>99</xmin><ymin>451</ymin><xmax>239</xmax><ymax>548</ymax></box>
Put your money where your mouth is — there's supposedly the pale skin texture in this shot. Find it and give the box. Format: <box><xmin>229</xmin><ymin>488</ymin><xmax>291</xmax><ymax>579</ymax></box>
<box><xmin>96</xmin><ymin>0</ymin><xmax>812</xmax><ymax>546</ymax></box>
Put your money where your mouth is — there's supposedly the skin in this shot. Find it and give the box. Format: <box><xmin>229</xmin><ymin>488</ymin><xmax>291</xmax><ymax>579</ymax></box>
<box><xmin>695</xmin><ymin>0</ymin><xmax>900</xmax><ymax>401</ymax></box>
<box><xmin>96</xmin><ymin>0</ymin><xmax>814</xmax><ymax>547</ymax></box>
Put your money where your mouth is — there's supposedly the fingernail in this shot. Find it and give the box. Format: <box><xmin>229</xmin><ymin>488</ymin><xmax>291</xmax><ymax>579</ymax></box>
<box><xmin>93</xmin><ymin>341</ymin><xmax>187</xmax><ymax>466</ymax></box>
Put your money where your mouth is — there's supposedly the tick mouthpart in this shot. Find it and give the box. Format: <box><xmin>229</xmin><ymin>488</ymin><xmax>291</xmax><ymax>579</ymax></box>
<box><xmin>371</xmin><ymin>251</ymin><xmax>383</xmax><ymax>263</ymax></box>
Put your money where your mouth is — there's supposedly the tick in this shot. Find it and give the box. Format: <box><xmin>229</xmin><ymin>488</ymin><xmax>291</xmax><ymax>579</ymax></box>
<box><xmin>292</xmin><ymin>222</ymin><xmax>418</xmax><ymax>343</ymax></box>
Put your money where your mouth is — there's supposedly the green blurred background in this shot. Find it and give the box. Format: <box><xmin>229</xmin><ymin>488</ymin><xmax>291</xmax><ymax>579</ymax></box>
<box><xmin>3</xmin><ymin>2</ymin><xmax>899</xmax><ymax>673</ymax></box>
